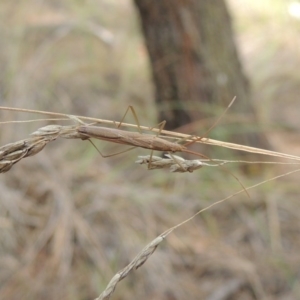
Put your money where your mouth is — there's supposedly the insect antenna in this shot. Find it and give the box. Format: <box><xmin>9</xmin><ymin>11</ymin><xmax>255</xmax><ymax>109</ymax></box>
<box><xmin>183</xmin><ymin>96</ymin><xmax>236</xmax><ymax>147</ymax></box>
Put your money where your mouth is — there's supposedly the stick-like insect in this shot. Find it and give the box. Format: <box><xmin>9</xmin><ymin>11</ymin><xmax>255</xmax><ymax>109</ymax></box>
<box><xmin>78</xmin><ymin>124</ymin><xmax>184</xmax><ymax>154</ymax></box>
<box><xmin>77</xmin><ymin>98</ymin><xmax>235</xmax><ymax>164</ymax></box>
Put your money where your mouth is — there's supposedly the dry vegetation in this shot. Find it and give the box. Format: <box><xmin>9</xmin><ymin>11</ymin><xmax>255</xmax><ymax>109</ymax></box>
<box><xmin>1</xmin><ymin>1</ymin><xmax>300</xmax><ymax>300</ymax></box>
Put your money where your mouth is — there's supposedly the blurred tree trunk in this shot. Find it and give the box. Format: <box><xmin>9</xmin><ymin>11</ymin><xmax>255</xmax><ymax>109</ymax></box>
<box><xmin>133</xmin><ymin>0</ymin><xmax>271</xmax><ymax>155</ymax></box>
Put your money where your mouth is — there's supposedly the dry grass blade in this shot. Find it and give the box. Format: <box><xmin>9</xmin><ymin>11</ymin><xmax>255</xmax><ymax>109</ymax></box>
<box><xmin>1</xmin><ymin>120</ymin><xmax>300</xmax><ymax>174</ymax></box>
<box><xmin>1</xmin><ymin>122</ymin><xmax>299</xmax><ymax>175</ymax></box>
<box><xmin>1</xmin><ymin>106</ymin><xmax>300</xmax><ymax>161</ymax></box>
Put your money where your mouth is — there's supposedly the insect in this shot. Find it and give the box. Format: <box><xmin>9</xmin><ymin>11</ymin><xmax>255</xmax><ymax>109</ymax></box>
<box><xmin>78</xmin><ymin>125</ymin><xmax>187</xmax><ymax>154</ymax></box>
<box><xmin>76</xmin><ymin>98</ymin><xmax>236</xmax><ymax>167</ymax></box>
<box><xmin>74</xmin><ymin>98</ymin><xmax>250</xmax><ymax>196</ymax></box>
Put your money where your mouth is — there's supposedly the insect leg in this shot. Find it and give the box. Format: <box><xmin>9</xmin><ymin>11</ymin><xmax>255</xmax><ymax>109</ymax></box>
<box><xmin>115</xmin><ymin>105</ymin><xmax>170</xmax><ymax>169</ymax></box>
<box><xmin>117</xmin><ymin>105</ymin><xmax>142</xmax><ymax>133</ymax></box>
<box><xmin>147</xmin><ymin>120</ymin><xmax>166</xmax><ymax>170</ymax></box>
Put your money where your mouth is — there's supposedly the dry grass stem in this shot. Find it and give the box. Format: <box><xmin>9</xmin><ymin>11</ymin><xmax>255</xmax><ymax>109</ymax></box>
<box><xmin>1</xmin><ymin>106</ymin><xmax>300</xmax><ymax>162</ymax></box>
<box><xmin>1</xmin><ymin>112</ymin><xmax>300</xmax><ymax>174</ymax></box>
<box><xmin>1</xmin><ymin>122</ymin><xmax>300</xmax><ymax>174</ymax></box>
<box><xmin>95</xmin><ymin>167</ymin><xmax>300</xmax><ymax>300</ymax></box>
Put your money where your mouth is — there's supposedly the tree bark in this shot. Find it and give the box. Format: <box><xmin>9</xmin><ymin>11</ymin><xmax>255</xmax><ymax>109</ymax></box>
<box><xmin>133</xmin><ymin>0</ymin><xmax>271</xmax><ymax>154</ymax></box>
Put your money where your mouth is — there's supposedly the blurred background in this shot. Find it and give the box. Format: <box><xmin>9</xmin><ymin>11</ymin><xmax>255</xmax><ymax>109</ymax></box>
<box><xmin>0</xmin><ymin>0</ymin><xmax>300</xmax><ymax>299</ymax></box>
